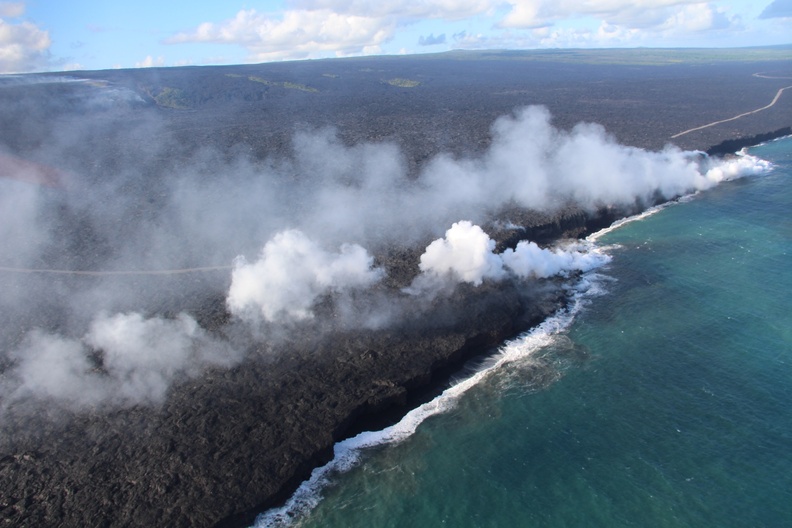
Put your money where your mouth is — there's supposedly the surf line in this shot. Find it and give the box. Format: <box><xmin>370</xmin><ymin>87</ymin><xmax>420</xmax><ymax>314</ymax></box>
<box><xmin>752</xmin><ymin>73</ymin><xmax>792</xmax><ymax>80</ymax></box>
<box><xmin>254</xmin><ymin>257</ymin><xmax>615</xmax><ymax>527</ymax></box>
<box><xmin>671</xmin><ymin>84</ymin><xmax>792</xmax><ymax>139</ymax></box>
<box><xmin>0</xmin><ymin>265</ymin><xmax>232</xmax><ymax>276</ymax></box>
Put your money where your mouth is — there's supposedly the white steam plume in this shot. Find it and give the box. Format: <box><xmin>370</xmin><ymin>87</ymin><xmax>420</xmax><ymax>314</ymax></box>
<box><xmin>227</xmin><ymin>229</ymin><xmax>383</xmax><ymax>323</ymax></box>
<box><xmin>5</xmin><ymin>312</ymin><xmax>238</xmax><ymax>409</ymax></box>
<box><xmin>408</xmin><ymin>106</ymin><xmax>768</xmax><ymax>225</ymax></box>
<box><xmin>703</xmin><ymin>152</ymin><xmax>772</xmax><ymax>183</ymax></box>
<box><xmin>501</xmin><ymin>240</ymin><xmax>609</xmax><ymax>279</ymax></box>
<box><xmin>410</xmin><ymin>220</ymin><xmax>610</xmax><ymax>291</ymax></box>
<box><xmin>417</xmin><ymin>221</ymin><xmax>505</xmax><ymax>286</ymax></box>
<box><xmin>0</xmin><ymin>99</ymin><xmax>771</xmax><ymax>413</ymax></box>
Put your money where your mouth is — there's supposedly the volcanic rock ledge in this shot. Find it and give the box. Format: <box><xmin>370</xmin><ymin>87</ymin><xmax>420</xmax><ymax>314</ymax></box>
<box><xmin>2</xmin><ymin>48</ymin><xmax>790</xmax><ymax>527</ymax></box>
<box><xmin>212</xmin><ymin>207</ymin><xmax>630</xmax><ymax>528</ymax></box>
<box><xmin>2</xmin><ymin>140</ymin><xmax>790</xmax><ymax>528</ymax></box>
<box><xmin>0</xmin><ymin>205</ymin><xmax>621</xmax><ymax>528</ymax></box>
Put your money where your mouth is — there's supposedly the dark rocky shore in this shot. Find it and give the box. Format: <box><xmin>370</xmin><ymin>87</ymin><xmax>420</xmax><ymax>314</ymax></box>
<box><xmin>1</xmin><ymin>49</ymin><xmax>791</xmax><ymax>527</ymax></box>
<box><xmin>0</xmin><ymin>206</ymin><xmax>623</xmax><ymax>528</ymax></box>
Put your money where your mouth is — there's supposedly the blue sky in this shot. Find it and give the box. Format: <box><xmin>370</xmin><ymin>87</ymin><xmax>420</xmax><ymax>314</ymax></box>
<box><xmin>1</xmin><ymin>0</ymin><xmax>790</xmax><ymax>73</ymax></box>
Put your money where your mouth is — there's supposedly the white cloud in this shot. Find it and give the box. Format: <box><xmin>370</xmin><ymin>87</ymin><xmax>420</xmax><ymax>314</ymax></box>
<box><xmin>161</xmin><ymin>0</ymin><xmax>752</xmax><ymax>62</ymax></box>
<box><xmin>167</xmin><ymin>8</ymin><xmax>396</xmax><ymax>62</ymax></box>
<box><xmin>135</xmin><ymin>55</ymin><xmax>165</xmax><ymax>68</ymax></box>
<box><xmin>594</xmin><ymin>22</ymin><xmax>642</xmax><ymax>44</ymax></box>
<box><xmin>500</xmin><ymin>0</ymin><xmax>740</xmax><ymax>35</ymax></box>
<box><xmin>499</xmin><ymin>2</ymin><xmax>546</xmax><ymax>28</ymax></box>
<box><xmin>289</xmin><ymin>0</ymin><xmax>495</xmax><ymax>20</ymax></box>
<box><xmin>657</xmin><ymin>3</ymin><xmax>735</xmax><ymax>32</ymax></box>
<box><xmin>163</xmin><ymin>2</ymin><xmax>495</xmax><ymax>62</ymax></box>
<box><xmin>0</xmin><ymin>2</ymin><xmax>24</xmax><ymax>18</ymax></box>
<box><xmin>360</xmin><ymin>44</ymin><xmax>382</xmax><ymax>55</ymax></box>
<box><xmin>500</xmin><ymin>0</ymin><xmax>685</xmax><ymax>28</ymax></box>
<box><xmin>451</xmin><ymin>24</ymin><xmax>639</xmax><ymax>50</ymax></box>
<box><xmin>0</xmin><ymin>3</ymin><xmax>51</xmax><ymax>73</ymax></box>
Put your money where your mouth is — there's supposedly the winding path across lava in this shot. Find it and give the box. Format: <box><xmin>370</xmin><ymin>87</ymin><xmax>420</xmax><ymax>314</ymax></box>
<box><xmin>672</xmin><ymin>76</ymin><xmax>792</xmax><ymax>139</ymax></box>
<box><xmin>0</xmin><ymin>265</ymin><xmax>232</xmax><ymax>275</ymax></box>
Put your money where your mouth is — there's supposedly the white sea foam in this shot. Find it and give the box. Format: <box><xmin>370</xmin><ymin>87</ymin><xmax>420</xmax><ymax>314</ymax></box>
<box><xmin>586</xmin><ymin>204</ymin><xmax>669</xmax><ymax>242</ymax></box>
<box><xmin>748</xmin><ymin>133</ymin><xmax>792</xmax><ymax>150</ymax></box>
<box><xmin>588</xmin><ymin>151</ymin><xmax>772</xmax><ymax>243</ymax></box>
<box><xmin>254</xmin><ymin>265</ymin><xmax>611</xmax><ymax>527</ymax></box>
<box><xmin>254</xmin><ymin>148</ymin><xmax>776</xmax><ymax>527</ymax></box>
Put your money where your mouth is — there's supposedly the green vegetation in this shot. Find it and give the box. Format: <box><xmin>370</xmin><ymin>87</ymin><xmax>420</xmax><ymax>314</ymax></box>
<box><xmin>282</xmin><ymin>81</ymin><xmax>318</xmax><ymax>93</ymax></box>
<box><xmin>225</xmin><ymin>73</ymin><xmax>320</xmax><ymax>92</ymax></box>
<box><xmin>247</xmin><ymin>76</ymin><xmax>274</xmax><ymax>85</ymax></box>
<box><xmin>385</xmin><ymin>78</ymin><xmax>421</xmax><ymax>88</ymax></box>
<box><xmin>149</xmin><ymin>86</ymin><xmax>189</xmax><ymax>109</ymax></box>
<box><xmin>247</xmin><ymin>76</ymin><xmax>318</xmax><ymax>93</ymax></box>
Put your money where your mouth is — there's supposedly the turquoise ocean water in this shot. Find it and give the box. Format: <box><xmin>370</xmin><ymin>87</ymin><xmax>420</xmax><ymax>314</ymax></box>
<box><xmin>258</xmin><ymin>137</ymin><xmax>791</xmax><ymax>527</ymax></box>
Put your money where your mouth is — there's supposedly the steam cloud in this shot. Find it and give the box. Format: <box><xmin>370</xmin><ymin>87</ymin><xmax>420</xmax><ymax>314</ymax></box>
<box><xmin>418</xmin><ymin>221</ymin><xmax>505</xmax><ymax>286</ymax></box>
<box><xmin>227</xmin><ymin>229</ymin><xmax>383</xmax><ymax>323</ymax></box>
<box><xmin>0</xmin><ymin>84</ymin><xmax>771</xmax><ymax>414</ymax></box>
<box><xmin>502</xmin><ymin>240</ymin><xmax>607</xmax><ymax>278</ymax></box>
<box><xmin>410</xmin><ymin>220</ymin><xmax>610</xmax><ymax>291</ymax></box>
<box><xmin>6</xmin><ymin>312</ymin><xmax>237</xmax><ymax>409</ymax></box>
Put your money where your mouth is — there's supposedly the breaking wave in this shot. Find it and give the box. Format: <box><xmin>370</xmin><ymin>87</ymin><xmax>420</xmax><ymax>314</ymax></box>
<box><xmin>254</xmin><ymin>146</ymin><xmax>773</xmax><ymax>527</ymax></box>
<box><xmin>255</xmin><ymin>251</ymin><xmax>612</xmax><ymax>527</ymax></box>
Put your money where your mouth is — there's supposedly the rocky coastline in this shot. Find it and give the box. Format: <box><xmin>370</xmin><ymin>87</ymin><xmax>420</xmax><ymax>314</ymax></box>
<box><xmin>0</xmin><ymin>204</ymin><xmax>625</xmax><ymax>528</ymax></box>
<box><xmin>216</xmin><ymin>125</ymin><xmax>792</xmax><ymax>527</ymax></box>
<box><xmin>216</xmin><ymin>206</ymin><xmax>635</xmax><ymax>528</ymax></box>
<box><xmin>0</xmin><ymin>198</ymin><xmax>737</xmax><ymax>528</ymax></box>
<box><xmin>1</xmin><ymin>50</ymin><xmax>791</xmax><ymax>528</ymax></box>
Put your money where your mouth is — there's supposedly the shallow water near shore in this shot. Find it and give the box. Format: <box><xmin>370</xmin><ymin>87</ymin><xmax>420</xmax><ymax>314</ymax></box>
<box><xmin>257</xmin><ymin>137</ymin><xmax>792</xmax><ymax>527</ymax></box>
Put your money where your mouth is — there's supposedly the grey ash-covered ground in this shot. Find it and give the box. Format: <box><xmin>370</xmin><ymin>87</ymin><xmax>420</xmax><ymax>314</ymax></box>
<box><xmin>0</xmin><ymin>49</ymin><xmax>790</xmax><ymax>527</ymax></box>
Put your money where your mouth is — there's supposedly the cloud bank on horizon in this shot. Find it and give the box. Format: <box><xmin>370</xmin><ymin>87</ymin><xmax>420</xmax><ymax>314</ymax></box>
<box><xmin>0</xmin><ymin>0</ymin><xmax>790</xmax><ymax>73</ymax></box>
